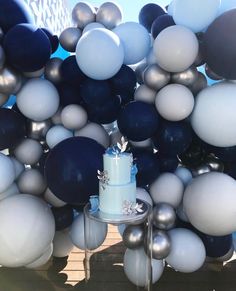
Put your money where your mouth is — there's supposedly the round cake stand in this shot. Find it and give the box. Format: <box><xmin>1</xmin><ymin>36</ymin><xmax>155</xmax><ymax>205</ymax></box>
<box><xmin>83</xmin><ymin>199</ymin><xmax>153</xmax><ymax>291</ymax></box>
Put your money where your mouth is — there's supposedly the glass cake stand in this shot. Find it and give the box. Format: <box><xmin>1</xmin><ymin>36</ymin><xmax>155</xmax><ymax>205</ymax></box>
<box><xmin>83</xmin><ymin>199</ymin><xmax>153</xmax><ymax>291</ymax></box>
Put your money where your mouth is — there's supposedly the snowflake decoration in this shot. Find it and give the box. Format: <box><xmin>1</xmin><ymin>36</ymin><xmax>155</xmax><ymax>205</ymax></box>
<box><xmin>122</xmin><ymin>200</ymin><xmax>144</xmax><ymax>215</ymax></box>
<box><xmin>97</xmin><ymin>170</ymin><xmax>110</xmax><ymax>190</ymax></box>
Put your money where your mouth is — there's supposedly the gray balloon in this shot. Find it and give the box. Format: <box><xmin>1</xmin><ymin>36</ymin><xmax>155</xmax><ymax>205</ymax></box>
<box><xmin>44</xmin><ymin>58</ymin><xmax>63</xmax><ymax>84</ymax></box>
<box><xmin>59</xmin><ymin>27</ymin><xmax>82</xmax><ymax>52</ymax></box>
<box><xmin>72</xmin><ymin>2</ymin><xmax>96</xmax><ymax>29</ymax></box>
<box><xmin>172</xmin><ymin>66</ymin><xmax>198</xmax><ymax>87</ymax></box>
<box><xmin>144</xmin><ymin>230</ymin><xmax>171</xmax><ymax>260</ymax></box>
<box><xmin>205</xmin><ymin>64</ymin><xmax>222</xmax><ymax>81</ymax></box>
<box><xmin>0</xmin><ymin>93</ymin><xmax>8</xmax><ymax>106</ymax></box>
<box><xmin>188</xmin><ymin>72</ymin><xmax>207</xmax><ymax>96</ymax></box>
<box><xmin>191</xmin><ymin>164</ymin><xmax>211</xmax><ymax>177</ymax></box>
<box><xmin>96</xmin><ymin>2</ymin><xmax>122</xmax><ymax>30</ymax></box>
<box><xmin>0</xmin><ymin>66</ymin><xmax>22</xmax><ymax>95</ymax></box>
<box><xmin>27</xmin><ymin>119</ymin><xmax>52</xmax><ymax>141</ymax></box>
<box><xmin>134</xmin><ymin>84</ymin><xmax>156</xmax><ymax>104</ymax></box>
<box><xmin>0</xmin><ymin>46</ymin><xmax>5</xmax><ymax>69</ymax></box>
<box><xmin>144</xmin><ymin>64</ymin><xmax>170</xmax><ymax>91</ymax></box>
<box><xmin>205</xmin><ymin>155</ymin><xmax>224</xmax><ymax>172</ymax></box>
<box><xmin>135</xmin><ymin>62</ymin><xmax>148</xmax><ymax>84</ymax></box>
<box><xmin>122</xmin><ymin>225</ymin><xmax>144</xmax><ymax>249</ymax></box>
<box><xmin>152</xmin><ymin>203</ymin><xmax>176</xmax><ymax>230</ymax></box>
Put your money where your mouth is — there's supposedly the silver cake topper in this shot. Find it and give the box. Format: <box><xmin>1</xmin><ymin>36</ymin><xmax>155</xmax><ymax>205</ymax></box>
<box><xmin>111</xmin><ymin>136</ymin><xmax>128</xmax><ymax>155</ymax></box>
<box><xmin>97</xmin><ymin>170</ymin><xmax>110</xmax><ymax>190</ymax></box>
<box><xmin>122</xmin><ymin>200</ymin><xmax>144</xmax><ymax>215</ymax></box>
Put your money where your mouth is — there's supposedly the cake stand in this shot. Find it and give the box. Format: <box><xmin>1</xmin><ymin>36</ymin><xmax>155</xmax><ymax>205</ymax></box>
<box><xmin>83</xmin><ymin>199</ymin><xmax>153</xmax><ymax>291</ymax></box>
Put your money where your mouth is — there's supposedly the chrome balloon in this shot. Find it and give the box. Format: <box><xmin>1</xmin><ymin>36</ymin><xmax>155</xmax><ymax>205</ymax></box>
<box><xmin>152</xmin><ymin>203</ymin><xmax>176</xmax><ymax>230</ymax></box>
<box><xmin>59</xmin><ymin>27</ymin><xmax>82</xmax><ymax>52</ymax></box>
<box><xmin>205</xmin><ymin>155</ymin><xmax>224</xmax><ymax>172</ymax></box>
<box><xmin>96</xmin><ymin>2</ymin><xmax>122</xmax><ymax>30</ymax></box>
<box><xmin>27</xmin><ymin>119</ymin><xmax>52</xmax><ymax>141</ymax></box>
<box><xmin>188</xmin><ymin>72</ymin><xmax>207</xmax><ymax>96</ymax></box>
<box><xmin>0</xmin><ymin>46</ymin><xmax>5</xmax><ymax>69</ymax></box>
<box><xmin>0</xmin><ymin>66</ymin><xmax>22</xmax><ymax>95</ymax></box>
<box><xmin>205</xmin><ymin>64</ymin><xmax>222</xmax><ymax>81</ymax></box>
<box><xmin>0</xmin><ymin>93</ymin><xmax>9</xmax><ymax>106</ymax></box>
<box><xmin>172</xmin><ymin>66</ymin><xmax>198</xmax><ymax>87</ymax></box>
<box><xmin>122</xmin><ymin>224</ymin><xmax>144</xmax><ymax>249</ymax></box>
<box><xmin>191</xmin><ymin>164</ymin><xmax>211</xmax><ymax>177</ymax></box>
<box><xmin>72</xmin><ymin>2</ymin><xmax>96</xmax><ymax>29</ymax></box>
<box><xmin>144</xmin><ymin>64</ymin><xmax>170</xmax><ymax>91</ymax></box>
<box><xmin>135</xmin><ymin>62</ymin><xmax>148</xmax><ymax>84</ymax></box>
<box><xmin>24</xmin><ymin>67</ymin><xmax>44</xmax><ymax>78</ymax></box>
<box><xmin>44</xmin><ymin>58</ymin><xmax>63</xmax><ymax>84</ymax></box>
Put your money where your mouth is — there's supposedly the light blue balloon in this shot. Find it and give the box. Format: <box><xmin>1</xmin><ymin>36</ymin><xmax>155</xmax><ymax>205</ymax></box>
<box><xmin>218</xmin><ymin>0</ymin><xmax>236</xmax><ymax>16</ymax></box>
<box><xmin>173</xmin><ymin>0</ymin><xmax>221</xmax><ymax>33</ymax></box>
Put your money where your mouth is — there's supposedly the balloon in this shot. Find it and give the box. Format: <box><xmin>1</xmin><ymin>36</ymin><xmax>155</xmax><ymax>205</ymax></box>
<box><xmin>135</xmin><ymin>62</ymin><xmax>147</xmax><ymax>84</ymax></box>
<box><xmin>159</xmin><ymin>155</ymin><xmax>179</xmax><ymax>173</ymax></box>
<box><xmin>152</xmin><ymin>203</ymin><xmax>176</xmax><ymax>230</ymax></box>
<box><xmin>0</xmin><ymin>66</ymin><xmax>22</xmax><ymax>95</ymax></box>
<box><xmin>72</xmin><ymin>2</ymin><xmax>96</xmax><ymax>29</ymax></box>
<box><xmin>27</xmin><ymin>119</ymin><xmax>52</xmax><ymax>141</ymax></box>
<box><xmin>117</xmin><ymin>101</ymin><xmax>159</xmax><ymax>142</ymax></box>
<box><xmin>44</xmin><ymin>58</ymin><xmax>63</xmax><ymax>84</ymax></box>
<box><xmin>143</xmin><ymin>64</ymin><xmax>170</xmax><ymax>91</ymax></box>
<box><xmin>45</xmin><ymin>137</ymin><xmax>104</xmax><ymax>205</ymax></box>
<box><xmin>16</xmin><ymin>78</ymin><xmax>60</xmax><ymax>122</ymax></box>
<box><xmin>0</xmin><ymin>108</ymin><xmax>26</xmax><ymax>150</ymax></box>
<box><xmin>155</xmin><ymin>84</ymin><xmax>194</xmax><ymax>121</ymax></box>
<box><xmin>203</xmin><ymin>9</ymin><xmax>236</xmax><ymax>79</ymax></box>
<box><xmin>188</xmin><ymin>72</ymin><xmax>207</xmax><ymax>96</ymax></box>
<box><xmin>124</xmin><ymin>247</ymin><xmax>164</xmax><ymax>287</ymax></box>
<box><xmin>205</xmin><ymin>155</ymin><xmax>224</xmax><ymax>172</ymax></box>
<box><xmin>26</xmin><ymin>243</ymin><xmax>53</xmax><ymax>269</ymax></box>
<box><xmin>218</xmin><ymin>0</ymin><xmax>236</xmax><ymax>15</ymax></box>
<box><xmin>24</xmin><ymin>67</ymin><xmax>44</xmax><ymax>78</ymax></box>
<box><xmin>138</xmin><ymin>3</ymin><xmax>166</xmax><ymax>32</ymax></box>
<box><xmin>61</xmin><ymin>104</ymin><xmax>87</xmax><ymax>131</ymax></box>
<box><xmin>59</xmin><ymin>27</ymin><xmax>82</xmax><ymax>52</ymax></box>
<box><xmin>76</xmin><ymin>28</ymin><xmax>124</xmax><ymax>80</ymax></box>
<box><xmin>166</xmin><ymin>228</ymin><xmax>206</xmax><ymax>273</ymax></box>
<box><xmin>134</xmin><ymin>84</ymin><xmax>156</xmax><ymax>104</ymax></box>
<box><xmin>0</xmin><ymin>93</ymin><xmax>9</xmax><ymax>106</ymax></box>
<box><xmin>0</xmin><ymin>0</ymin><xmax>34</xmax><ymax>33</ymax></box>
<box><xmin>136</xmin><ymin>187</ymin><xmax>153</xmax><ymax>206</ymax></box>
<box><xmin>53</xmin><ymin>229</ymin><xmax>74</xmax><ymax>258</ymax></box>
<box><xmin>191</xmin><ymin>164</ymin><xmax>212</xmax><ymax>178</ymax></box>
<box><xmin>83</xmin><ymin>22</ymin><xmax>105</xmax><ymax>34</ymax></box>
<box><xmin>0</xmin><ymin>183</ymin><xmax>19</xmax><ymax>201</ymax></box>
<box><xmin>0</xmin><ymin>153</ymin><xmax>15</xmax><ymax>193</ymax></box>
<box><xmin>191</xmin><ymin>82</ymin><xmax>236</xmax><ymax>147</ymax></box>
<box><xmin>96</xmin><ymin>2</ymin><xmax>122</xmax><ymax>30</ymax></box>
<box><xmin>70</xmin><ymin>213</ymin><xmax>107</xmax><ymax>250</ymax></box>
<box><xmin>205</xmin><ymin>64</ymin><xmax>222</xmax><ymax>81</ymax></box>
<box><xmin>17</xmin><ymin>169</ymin><xmax>47</xmax><ymax>196</ymax></box>
<box><xmin>51</xmin><ymin>205</ymin><xmax>74</xmax><ymax>231</ymax></box>
<box><xmin>46</xmin><ymin>125</ymin><xmax>73</xmax><ymax>149</ymax></box>
<box><xmin>122</xmin><ymin>225</ymin><xmax>144</xmax><ymax>249</ymax></box>
<box><xmin>0</xmin><ymin>194</ymin><xmax>55</xmax><ymax>267</ymax></box>
<box><xmin>57</xmin><ymin>83</ymin><xmax>82</xmax><ymax>107</ymax></box>
<box><xmin>175</xmin><ymin>167</ymin><xmax>193</xmax><ymax>187</ymax></box>
<box><xmin>183</xmin><ymin>172</ymin><xmax>236</xmax><ymax>236</ymax></box>
<box><xmin>153</xmin><ymin>25</ymin><xmax>199</xmax><ymax>73</ymax></box>
<box><xmin>151</xmin><ymin>14</ymin><xmax>175</xmax><ymax>39</ymax></box>
<box><xmin>153</xmin><ymin>120</ymin><xmax>193</xmax><ymax>157</ymax></box>
<box><xmin>113</xmin><ymin>22</ymin><xmax>151</xmax><ymax>65</ymax></box>
<box><xmin>4</xmin><ymin>24</ymin><xmax>51</xmax><ymax>72</ymax></box>
<box><xmin>171</xmin><ymin>66</ymin><xmax>198</xmax><ymax>87</ymax></box>
<box><xmin>10</xmin><ymin>157</ymin><xmax>24</xmax><ymax>180</ymax></box>
<box><xmin>130</xmin><ymin>138</ymin><xmax>152</xmax><ymax>149</ymax></box>
<box><xmin>44</xmin><ymin>188</ymin><xmax>67</xmax><ymax>208</ymax></box>
<box><xmin>41</xmin><ymin>28</ymin><xmax>59</xmax><ymax>54</ymax></box>
<box><xmin>204</xmin><ymin>144</ymin><xmax>236</xmax><ymax>163</ymax></box>
<box><xmin>172</xmin><ymin>0</ymin><xmax>220</xmax><ymax>33</ymax></box>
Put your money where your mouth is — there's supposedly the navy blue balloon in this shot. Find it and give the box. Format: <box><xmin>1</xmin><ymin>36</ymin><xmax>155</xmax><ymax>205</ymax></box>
<box><xmin>80</xmin><ymin>78</ymin><xmax>112</xmax><ymax>106</ymax></box>
<box><xmin>57</xmin><ymin>83</ymin><xmax>83</xmax><ymax>107</ymax></box>
<box><xmin>131</xmin><ymin>148</ymin><xmax>160</xmax><ymax>187</ymax></box>
<box><xmin>139</xmin><ymin>3</ymin><xmax>166</xmax><ymax>32</ymax></box>
<box><xmin>4</xmin><ymin>24</ymin><xmax>51</xmax><ymax>72</ymax></box>
<box><xmin>42</xmin><ymin>28</ymin><xmax>59</xmax><ymax>54</ymax></box>
<box><xmin>117</xmin><ymin>101</ymin><xmax>160</xmax><ymax>141</ymax></box>
<box><xmin>51</xmin><ymin>205</ymin><xmax>74</xmax><ymax>231</ymax></box>
<box><xmin>45</xmin><ymin>137</ymin><xmax>105</xmax><ymax>205</ymax></box>
<box><xmin>158</xmin><ymin>154</ymin><xmax>178</xmax><ymax>173</ymax></box>
<box><xmin>0</xmin><ymin>108</ymin><xmax>26</xmax><ymax>150</ymax></box>
<box><xmin>153</xmin><ymin>120</ymin><xmax>193</xmax><ymax>157</ymax></box>
<box><xmin>0</xmin><ymin>0</ymin><xmax>34</xmax><ymax>33</ymax></box>
<box><xmin>60</xmin><ymin>56</ymin><xmax>85</xmax><ymax>87</ymax></box>
<box><xmin>151</xmin><ymin>14</ymin><xmax>175</xmax><ymax>39</ymax></box>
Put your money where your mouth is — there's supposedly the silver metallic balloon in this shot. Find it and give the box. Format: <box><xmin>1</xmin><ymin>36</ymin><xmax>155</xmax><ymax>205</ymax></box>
<box><xmin>135</xmin><ymin>62</ymin><xmax>148</xmax><ymax>84</ymax></box>
<box><xmin>122</xmin><ymin>224</ymin><xmax>144</xmax><ymax>249</ymax></box>
<box><xmin>0</xmin><ymin>93</ymin><xmax>9</xmax><ymax>106</ymax></box>
<box><xmin>205</xmin><ymin>64</ymin><xmax>222</xmax><ymax>81</ymax></box>
<box><xmin>27</xmin><ymin>119</ymin><xmax>52</xmax><ymax>141</ymax></box>
<box><xmin>172</xmin><ymin>66</ymin><xmax>198</xmax><ymax>87</ymax></box>
<box><xmin>24</xmin><ymin>67</ymin><xmax>45</xmax><ymax>78</ymax></box>
<box><xmin>134</xmin><ymin>84</ymin><xmax>156</xmax><ymax>104</ymax></box>
<box><xmin>0</xmin><ymin>46</ymin><xmax>5</xmax><ymax>69</ymax></box>
<box><xmin>44</xmin><ymin>58</ymin><xmax>63</xmax><ymax>84</ymax></box>
<box><xmin>144</xmin><ymin>64</ymin><xmax>170</xmax><ymax>91</ymax></box>
<box><xmin>72</xmin><ymin>2</ymin><xmax>96</xmax><ymax>29</ymax></box>
<box><xmin>59</xmin><ymin>27</ymin><xmax>82</xmax><ymax>52</ymax></box>
<box><xmin>205</xmin><ymin>155</ymin><xmax>224</xmax><ymax>172</ymax></box>
<box><xmin>96</xmin><ymin>2</ymin><xmax>122</xmax><ymax>30</ymax></box>
<box><xmin>0</xmin><ymin>66</ymin><xmax>22</xmax><ymax>95</ymax></box>
<box><xmin>152</xmin><ymin>203</ymin><xmax>176</xmax><ymax>230</ymax></box>
<box><xmin>191</xmin><ymin>164</ymin><xmax>211</xmax><ymax>177</ymax></box>
<box><xmin>144</xmin><ymin>230</ymin><xmax>171</xmax><ymax>260</ymax></box>
<box><xmin>188</xmin><ymin>72</ymin><xmax>207</xmax><ymax>96</ymax></box>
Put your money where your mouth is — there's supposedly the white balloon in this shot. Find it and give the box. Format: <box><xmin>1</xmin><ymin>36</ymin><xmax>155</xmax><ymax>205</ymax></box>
<box><xmin>183</xmin><ymin>172</ymin><xmax>236</xmax><ymax>236</ymax></box>
<box><xmin>191</xmin><ymin>82</ymin><xmax>236</xmax><ymax>147</ymax></box>
<box><xmin>26</xmin><ymin>243</ymin><xmax>53</xmax><ymax>269</ymax></box>
<box><xmin>70</xmin><ymin>213</ymin><xmax>107</xmax><ymax>250</ymax></box>
<box><xmin>14</xmin><ymin>138</ymin><xmax>43</xmax><ymax>165</ymax></box>
<box><xmin>76</xmin><ymin>28</ymin><xmax>124</xmax><ymax>80</ymax></box>
<box><xmin>83</xmin><ymin>22</ymin><xmax>105</xmax><ymax>34</ymax></box>
<box><xmin>150</xmin><ymin>173</ymin><xmax>184</xmax><ymax>208</ymax></box>
<box><xmin>136</xmin><ymin>187</ymin><xmax>153</xmax><ymax>206</ymax></box>
<box><xmin>134</xmin><ymin>84</ymin><xmax>156</xmax><ymax>104</ymax></box>
<box><xmin>44</xmin><ymin>188</ymin><xmax>66</xmax><ymax>208</ymax></box>
<box><xmin>113</xmin><ymin>22</ymin><xmax>151</xmax><ymax>65</ymax></box>
<box><xmin>153</xmin><ymin>25</ymin><xmax>199</xmax><ymax>73</ymax></box>
<box><xmin>0</xmin><ymin>153</ymin><xmax>15</xmax><ymax>193</ymax></box>
<box><xmin>0</xmin><ymin>194</ymin><xmax>55</xmax><ymax>267</ymax></box>
<box><xmin>166</xmin><ymin>228</ymin><xmax>206</xmax><ymax>273</ymax></box>
<box><xmin>17</xmin><ymin>78</ymin><xmax>59</xmax><ymax>122</ymax></box>
<box><xmin>124</xmin><ymin>247</ymin><xmax>164</xmax><ymax>287</ymax></box>
<box><xmin>46</xmin><ymin>125</ymin><xmax>73</xmax><ymax>149</ymax></box>
<box><xmin>61</xmin><ymin>104</ymin><xmax>88</xmax><ymax>131</ymax></box>
<box><xmin>17</xmin><ymin>169</ymin><xmax>47</xmax><ymax>196</ymax></box>
<box><xmin>167</xmin><ymin>1</ymin><xmax>175</xmax><ymax>16</ymax></box>
<box><xmin>0</xmin><ymin>183</ymin><xmax>19</xmax><ymax>201</ymax></box>
<box><xmin>173</xmin><ymin>0</ymin><xmax>221</xmax><ymax>33</ymax></box>
<box><xmin>53</xmin><ymin>229</ymin><xmax>74</xmax><ymax>258</ymax></box>
<box><xmin>155</xmin><ymin>84</ymin><xmax>194</xmax><ymax>121</ymax></box>
<box><xmin>10</xmin><ymin>157</ymin><xmax>25</xmax><ymax>179</ymax></box>
<box><xmin>175</xmin><ymin>167</ymin><xmax>193</xmax><ymax>187</ymax></box>
<box><xmin>75</xmin><ymin>122</ymin><xmax>109</xmax><ymax>148</ymax></box>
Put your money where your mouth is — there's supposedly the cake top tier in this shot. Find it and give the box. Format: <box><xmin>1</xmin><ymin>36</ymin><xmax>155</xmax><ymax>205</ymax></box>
<box><xmin>105</xmin><ymin>136</ymin><xmax>129</xmax><ymax>156</ymax></box>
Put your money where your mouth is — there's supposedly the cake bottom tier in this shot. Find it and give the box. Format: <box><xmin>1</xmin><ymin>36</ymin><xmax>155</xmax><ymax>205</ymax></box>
<box><xmin>99</xmin><ymin>181</ymin><xmax>136</xmax><ymax>215</ymax></box>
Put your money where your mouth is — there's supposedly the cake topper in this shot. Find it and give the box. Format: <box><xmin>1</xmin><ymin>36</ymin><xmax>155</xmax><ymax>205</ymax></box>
<box><xmin>97</xmin><ymin>170</ymin><xmax>110</xmax><ymax>190</ymax></box>
<box><xmin>106</xmin><ymin>136</ymin><xmax>128</xmax><ymax>156</ymax></box>
<box><xmin>122</xmin><ymin>200</ymin><xmax>144</xmax><ymax>215</ymax></box>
